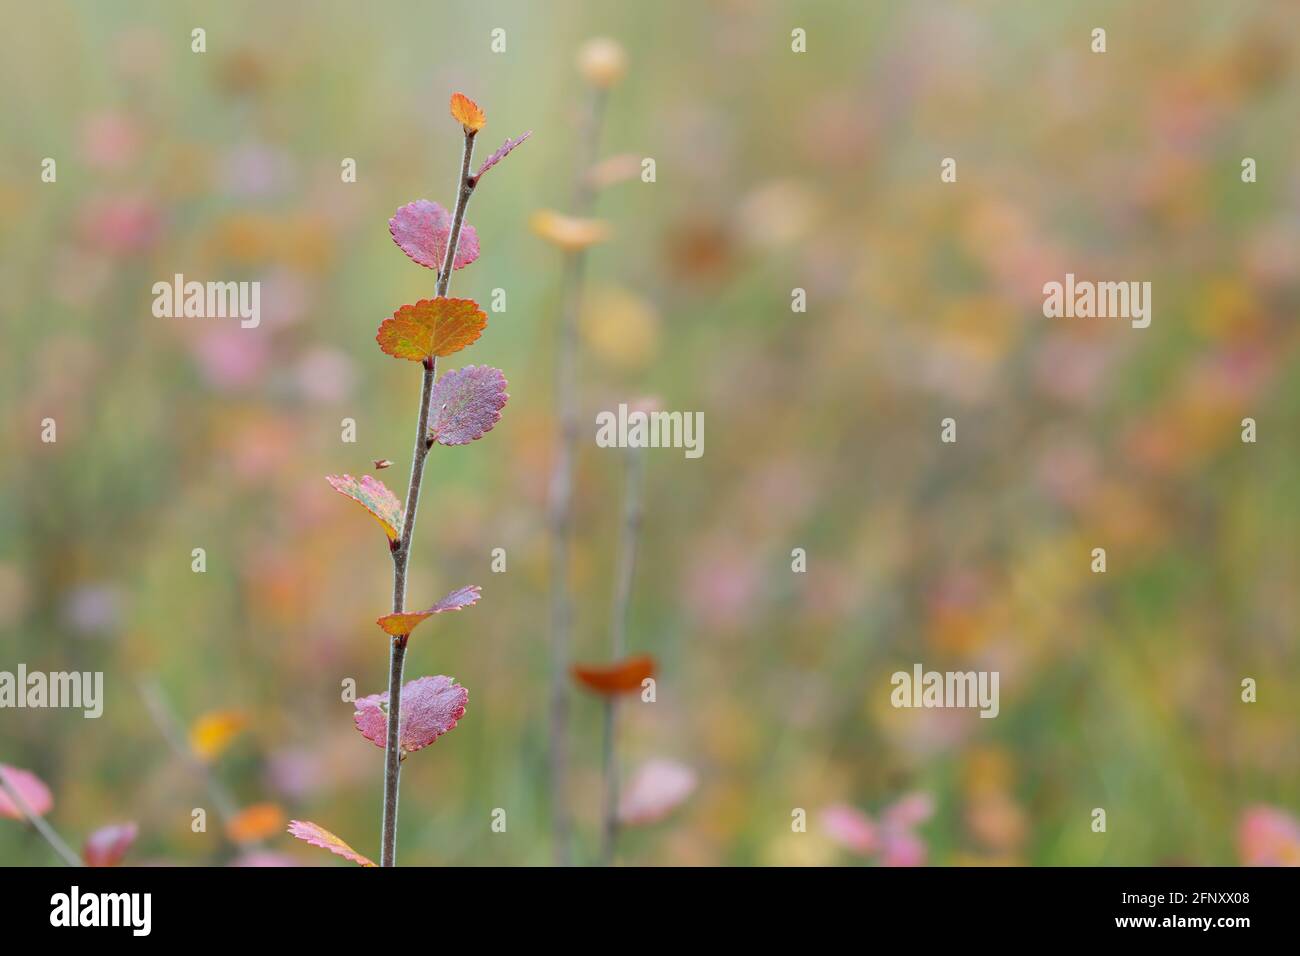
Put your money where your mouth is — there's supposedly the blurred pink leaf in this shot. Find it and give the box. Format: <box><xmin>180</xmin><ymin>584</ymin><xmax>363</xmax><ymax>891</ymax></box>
<box><xmin>428</xmin><ymin>365</ymin><xmax>509</xmax><ymax>446</ymax></box>
<box><xmin>883</xmin><ymin>791</ymin><xmax>935</xmax><ymax>829</ymax></box>
<box><xmin>473</xmin><ymin>131</ymin><xmax>532</xmax><ymax>181</ymax></box>
<box><xmin>287</xmin><ymin>820</ymin><xmax>375</xmax><ymax>867</ymax></box>
<box><xmin>0</xmin><ymin>764</ymin><xmax>53</xmax><ymax>820</ymax></box>
<box><xmin>82</xmin><ymin>822</ymin><xmax>138</xmax><ymax>867</ymax></box>
<box><xmin>389</xmin><ymin>200</ymin><xmax>479</xmax><ymax>271</ymax></box>
<box><xmin>619</xmin><ymin>759</ymin><xmax>697</xmax><ymax>826</ymax></box>
<box><xmin>353</xmin><ymin>676</ymin><xmax>468</xmax><ymax>755</ymax></box>
<box><xmin>1238</xmin><ymin>805</ymin><xmax>1300</xmax><ymax>866</ymax></box>
<box><xmin>375</xmin><ymin>585</ymin><xmax>481</xmax><ymax>637</ymax></box>
<box><xmin>326</xmin><ymin>474</ymin><xmax>404</xmax><ymax>542</ymax></box>
<box><xmin>880</xmin><ymin>829</ymin><xmax>927</xmax><ymax>867</ymax></box>
<box><xmin>822</xmin><ymin>803</ymin><xmax>877</xmax><ymax>855</ymax></box>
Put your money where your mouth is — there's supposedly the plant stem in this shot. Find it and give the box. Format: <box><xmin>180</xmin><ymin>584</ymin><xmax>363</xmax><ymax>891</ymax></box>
<box><xmin>381</xmin><ymin>128</ymin><xmax>478</xmax><ymax>867</ymax></box>
<box><xmin>600</xmin><ymin>447</ymin><xmax>645</xmax><ymax>866</ymax></box>
<box><xmin>0</xmin><ymin>765</ymin><xmax>82</xmax><ymax>866</ymax></box>
<box><xmin>547</xmin><ymin>84</ymin><xmax>609</xmax><ymax>867</ymax></box>
<box><xmin>137</xmin><ymin>678</ymin><xmax>243</xmax><ymax>839</ymax></box>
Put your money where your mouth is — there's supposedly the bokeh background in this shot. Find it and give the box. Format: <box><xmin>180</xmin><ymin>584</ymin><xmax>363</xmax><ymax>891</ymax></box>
<box><xmin>2</xmin><ymin>0</ymin><xmax>1298</xmax><ymax>866</ymax></box>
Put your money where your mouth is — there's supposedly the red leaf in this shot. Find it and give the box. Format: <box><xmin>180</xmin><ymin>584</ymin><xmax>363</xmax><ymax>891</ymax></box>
<box><xmin>428</xmin><ymin>365</ymin><xmax>509</xmax><ymax>446</ymax></box>
<box><xmin>619</xmin><ymin>759</ymin><xmax>697</xmax><ymax>826</ymax></box>
<box><xmin>571</xmin><ymin>654</ymin><xmax>656</xmax><ymax>695</ymax></box>
<box><xmin>82</xmin><ymin>822</ymin><xmax>138</xmax><ymax>867</ymax></box>
<box><xmin>474</xmin><ymin>131</ymin><xmax>532</xmax><ymax>181</ymax></box>
<box><xmin>389</xmin><ymin>200</ymin><xmax>480</xmax><ymax>271</ymax></box>
<box><xmin>353</xmin><ymin>675</ymin><xmax>468</xmax><ymax>755</ymax></box>
<box><xmin>287</xmin><ymin>820</ymin><xmax>375</xmax><ymax>867</ymax></box>
<box><xmin>375</xmin><ymin>585</ymin><xmax>481</xmax><ymax>637</ymax></box>
<box><xmin>326</xmin><ymin>474</ymin><xmax>404</xmax><ymax>542</ymax></box>
<box><xmin>0</xmin><ymin>764</ymin><xmax>53</xmax><ymax>819</ymax></box>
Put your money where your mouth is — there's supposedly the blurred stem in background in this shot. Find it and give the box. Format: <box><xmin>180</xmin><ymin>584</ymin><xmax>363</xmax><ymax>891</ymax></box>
<box><xmin>138</xmin><ymin>678</ymin><xmax>245</xmax><ymax>850</ymax></box>
<box><xmin>601</xmin><ymin>445</ymin><xmax>645</xmax><ymax>866</ymax></box>
<box><xmin>547</xmin><ymin>72</ymin><xmax>612</xmax><ymax>867</ymax></box>
<box><xmin>0</xmin><ymin>765</ymin><xmax>81</xmax><ymax>866</ymax></box>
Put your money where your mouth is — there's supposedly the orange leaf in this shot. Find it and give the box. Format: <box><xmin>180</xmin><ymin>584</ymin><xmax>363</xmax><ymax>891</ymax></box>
<box><xmin>571</xmin><ymin>654</ymin><xmax>656</xmax><ymax>695</ymax></box>
<box><xmin>531</xmin><ymin>209</ymin><xmax>611</xmax><ymax>252</ymax></box>
<box><xmin>287</xmin><ymin>820</ymin><xmax>376</xmax><ymax>867</ymax></box>
<box><xmin>376</xmin><ymin>585</ymin><xmax>481</xmax><ymax>637</ymax></box>
<box><xmin>376</xmin><ymin>298</ymin><xmax>487</xmax><ymax>363</ymax></box>
<box><xmin>326</xmin><ymin>474</ymin><xmax>404</xmax><ymax>542</ymax></box>
<box><xmin>450</xmin><ymin>92</ymin><xmax>485</xmax><ymax>132</ymax></box>
<box><xmin>226</xmin><ymin>802</ymin><xmax>285</xmax><ymax>844</ymax></box>
<box><xmin>189</xmin><ymin>709</ymin><xmax>249</xmax><ymax>762</ymax></box>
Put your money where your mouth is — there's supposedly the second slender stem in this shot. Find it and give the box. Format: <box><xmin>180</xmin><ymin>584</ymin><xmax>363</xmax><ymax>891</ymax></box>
<box><xmin>0</xmin><ymin>766</ymin><xmax>82</xmax><ymax>867</ymax></box>
<box><xmin>548</xmin><ymin>83</ymin><xmax>610</xmax><ymax>867</ymax></box>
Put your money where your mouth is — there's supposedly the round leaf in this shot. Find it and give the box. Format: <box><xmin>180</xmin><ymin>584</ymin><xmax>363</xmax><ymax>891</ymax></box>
<box><xmin>389</xmin><ymin>200</ymin><xmax>480</xmax><ymax>271</ymax></box>
<box><xmin>353</xmin><ymin>675</ymin><xmax>468</xmax><ymax>755</ymax></box>
<box><xmin>376</xmin><ymin>298</ymin><xmax>487</xmax><ymax>363</ymax></box>
<box><xmin>429</xmin><ymin>365</ymin><xmax>509</xmax><ymax>446</ymax></box>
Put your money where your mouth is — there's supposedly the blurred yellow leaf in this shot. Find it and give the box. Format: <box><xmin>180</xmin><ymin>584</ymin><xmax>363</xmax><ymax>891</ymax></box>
<box><xmin>189</xmin><ymin>710</ymin><xmax>249</xmax><ymax>761</ymax></box>
<box><xmin>530</xmin><ymin>209</ymin><xmax>610</xmax><ymax>252</ymax></box>
<box><xmin>581</xmin><ymin>285</ymin><xmax>660</xmax><ymax>368</ymax></box>
<box><xmin>577</xmin><ymin>37</ymin><xmax>627</xmax><ymax>88</ymax></box>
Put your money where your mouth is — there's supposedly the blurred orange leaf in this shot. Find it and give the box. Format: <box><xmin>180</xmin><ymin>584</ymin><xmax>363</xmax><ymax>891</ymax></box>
<box><xmin>325</xmin><ymin>474</ymin><xmax>404</xmax><ymax>542</ymax></box>
<box><xmin>530</xmin><ymin>209</ymin><xmax>611</xmax><ymax>252</ymax></box>
<box><xmin>189</xmin><ymin>709</ymin><xmax>249</xmax><ymax>761</ymax></box>
<box><xmin>376</xmin><ymin>298</ymin><xmax>487</xmax><ymax>363</ymax></box>
<box><xmin>450</xmin><ymin>92</ymin><xmax>485</xmax><ymax>132</ymax></box>
<box><xmin>571</xmin><ymin>654</ymin><xmax>656</xmax><ymax>695</ymax></box>
<box><xmin>287</xmin><ymin>819</ymin><xmax>375</xmax><ymax>867</ymax></box>
<box><xmin>376</xmin><ymin>585</ymin><xmax>481</xmax><ymax>637</ymax></box>
<box><xmin>226</xmin><ymin>802</ymin><xmax>285</xmax><ymax>844</ymax></box>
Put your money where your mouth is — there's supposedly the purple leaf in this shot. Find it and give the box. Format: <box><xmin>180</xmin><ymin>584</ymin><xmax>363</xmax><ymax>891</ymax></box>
<box><xmin>389</xmin><ymin>200</ymin><xmax>480</xmax><ymax>271</ymax></box>
<box><xmin>428</xmin><ymin>365</ymin><xmax>509</xmax><ymax>446</ymax></box>
<box><xmin>473</xmin><ymin>131</ymin><xmax>532</xmax><ymax>181</ymax></box>
<box><xmin>353</xmin><ymin>676</ymin><xmax>469</xmax><ymax>755</ymax></box>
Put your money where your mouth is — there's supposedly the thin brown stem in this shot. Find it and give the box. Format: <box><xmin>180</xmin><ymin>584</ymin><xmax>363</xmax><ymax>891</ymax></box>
<box><xmin>0</xmin><ymin>765</ymin><xmax>82</xmax><ymax>866</ymax></box>
<box><xmin>599</xmin><ymin>447</ymin><xmax>645</xmax><ymax>866</ymax></box>
<box><xmin>381</xmin><ymin>128</ymin><xmax>478</xmax><ymax>867</ymax></box>
<box><xmin>137</xmin><ymin>678</ymin><xmax>242</xmax><ymax>836</ymax></box>
<box><xmin>547</xmin><ymin>84</ymin><xmax>610</xmax><ymax>867</ymax></box>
